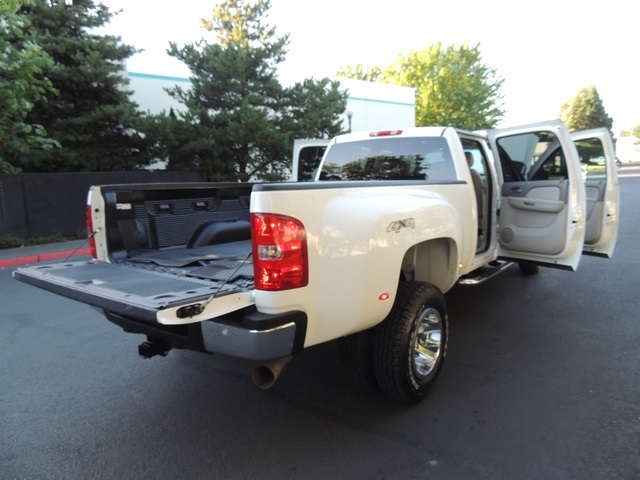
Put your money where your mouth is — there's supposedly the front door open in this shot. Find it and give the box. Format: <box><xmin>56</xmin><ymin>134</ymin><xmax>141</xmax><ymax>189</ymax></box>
<box><xmin>487</xmin><ymin>120</ymin><xmax>586</xmax><ymax>270</ymax></box>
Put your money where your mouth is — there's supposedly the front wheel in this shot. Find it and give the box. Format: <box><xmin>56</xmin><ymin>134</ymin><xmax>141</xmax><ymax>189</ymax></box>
<box><xmin>373</xmin><ymin>281</ymin><xmax>448</xmax><ymax>403</ymax></box>
<box><xmin>518</xmin><ymin>261</ymin><xmax>539</xmax><ymax>276</ymax></box>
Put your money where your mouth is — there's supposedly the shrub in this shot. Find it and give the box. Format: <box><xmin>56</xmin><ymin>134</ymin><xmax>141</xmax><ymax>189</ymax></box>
<box><xmin>0</xmin><ymin>235</ymin><xmax>24</xmax><ymax>249</ymax></box>
<box><xmin>0</xmin><ymin>233</ymin><xmax>69</xmax><ymax>249</ymax></box>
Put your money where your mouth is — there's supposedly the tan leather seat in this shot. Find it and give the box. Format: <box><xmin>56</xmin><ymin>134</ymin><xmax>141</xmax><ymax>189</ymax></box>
<box><xmin>466</xmin><ymin>152</ymin><xmax>484</xmax><ymax>217</ymax></box>
<box><xmin>466</xmin><ymin>152</ymin><xmax>486</xmax><ymax>251</ymax></box>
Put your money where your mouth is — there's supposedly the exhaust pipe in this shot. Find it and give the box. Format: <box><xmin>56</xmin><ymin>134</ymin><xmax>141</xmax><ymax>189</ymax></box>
<box><xmin>251</xmin><ymin>356</ymin><xmax>293</xmax><ymax>389</ymax></box>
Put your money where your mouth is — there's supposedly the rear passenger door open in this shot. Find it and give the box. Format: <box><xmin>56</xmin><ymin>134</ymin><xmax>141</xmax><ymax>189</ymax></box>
<box><xmin>570</xmin><ymin>128</ymin><xmax>620</xmax><ymax>258</ymax></box>
<box><xmin>488</xmin><ymin>120</ymin><xmax>586</xmax><ymax>270</ymax></box>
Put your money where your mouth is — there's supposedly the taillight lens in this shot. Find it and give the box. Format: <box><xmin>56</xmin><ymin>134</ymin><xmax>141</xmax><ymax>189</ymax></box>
<box><xmin>251</xmin><ymin>213</ymin><xmax>308</xmax><ymax>291</ymax></box>
<box><xmin>86</xmin><ymin>205</ymin><xmax>97</xmax><ymax>259</ymax></box>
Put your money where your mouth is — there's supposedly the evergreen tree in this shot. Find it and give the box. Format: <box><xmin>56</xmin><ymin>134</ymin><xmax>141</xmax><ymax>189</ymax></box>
<box><xmin>0</xmin><ymin>0</ymin><xmax>58</xmax><ymax>173</ymax></box>
<box><xmin>559</xmin><ymin>85</ymin><xmax>613</xmax><ymax>135</ymax></box>
<box><xmin>15</xmin><ymin>0</ymin><xmax>150</xmax><ymax>172</ymax></box>
<box><xmin>164</xmin><ymin>0</ymin><xmax>346</xmax><ymax>181</ymax></box>
<box><xmin>338</xmin><ymin>43</ymin><xmax>504</xmax><ymax>130</ymax></box>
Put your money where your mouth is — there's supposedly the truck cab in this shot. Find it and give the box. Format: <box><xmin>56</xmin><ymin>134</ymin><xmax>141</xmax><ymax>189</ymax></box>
<box><xmin>314</xmin><ymin>120</ymin><xmax>619</xmax><ymax>280</ymax></box>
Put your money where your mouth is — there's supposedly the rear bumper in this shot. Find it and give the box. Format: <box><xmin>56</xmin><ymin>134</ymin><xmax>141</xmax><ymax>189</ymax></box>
<box><xmin>105</xmin><ymin>308</ymin><xmax>307</xmax><ymax>361</ymax></box>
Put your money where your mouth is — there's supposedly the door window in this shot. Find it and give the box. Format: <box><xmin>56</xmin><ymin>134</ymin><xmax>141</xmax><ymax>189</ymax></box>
<box><xmin>495</xmin><ymin>131</ymin><xmax>568</xmax><ymax>182</ymax></box>
<box><xmin>573</xmin><ymin>137</ymin><xmax>607</xmax><ymax>180</ymax></box>
<box><xmin>297</xmin><ymin>145</ymin><xmax>327</xmax><ymax>181</ymax></box>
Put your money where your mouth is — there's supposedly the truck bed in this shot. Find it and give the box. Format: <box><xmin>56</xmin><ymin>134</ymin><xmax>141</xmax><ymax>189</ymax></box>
<box><xmin>15</xmin><ymin>182</ymin><xmax>258</xmax><ymax>323</ymax></box>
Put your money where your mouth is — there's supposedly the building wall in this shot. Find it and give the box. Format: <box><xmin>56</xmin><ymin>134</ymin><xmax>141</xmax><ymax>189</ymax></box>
<box><xmin>127</xmin><ymin>72</ymin><xmax>416</xmax><ymax>131</ymax></box>
<box><xmin>338</xmin><ymin>78</ymin><xmax>416</xmax><ymax>132</ymax></box>
<box><xmin>129</xmin><ymin>72</ymin><xmax>190</xmax><ymax>115</ymax></box>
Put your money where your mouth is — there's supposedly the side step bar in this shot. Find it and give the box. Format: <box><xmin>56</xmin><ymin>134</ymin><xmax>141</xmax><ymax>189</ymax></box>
<box><xmin>458</xmin><ymin>261</ymin><xmax>515</xmax><ymax>285</ymax></box>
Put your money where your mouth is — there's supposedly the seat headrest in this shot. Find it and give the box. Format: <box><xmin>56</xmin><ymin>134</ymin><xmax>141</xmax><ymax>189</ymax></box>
<box><xmin>465</xmin><ymin>152</ymin><xmax>474</xmax><ymax>167</ymax></box>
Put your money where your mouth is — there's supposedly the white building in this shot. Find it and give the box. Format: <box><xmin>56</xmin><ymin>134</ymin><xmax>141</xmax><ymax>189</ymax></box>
<box><xmin>128</xmin><ymin>72</ymin><xmax>416</xmax><ymax>132</ymax></box>
<box><xmin>128</xmin><ymin>72</ymin><xmax>190</xmax><ymax>115</ymax></box>
<box><xmin>336</xmin><ymin>77</ymin><xmax>416</xmax><ymax>132</ymax></box>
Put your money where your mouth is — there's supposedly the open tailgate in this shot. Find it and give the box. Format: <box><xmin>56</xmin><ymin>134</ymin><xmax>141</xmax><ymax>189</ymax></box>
<box><xmin>13</xmin><ymin>260</ymin><xmax>255</xmax><ymax>325</ymax></box>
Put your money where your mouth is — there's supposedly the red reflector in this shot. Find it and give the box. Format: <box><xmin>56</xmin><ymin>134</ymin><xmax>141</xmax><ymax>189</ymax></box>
<box><xmin>369</xmin><ymin>130</ymin><xmax>403</xmax><ymax>137</ymax></box>
<box><xmin>379</xmin><ymin>293</ymin><xmax>390</xmax><ymax>301</ymax></box>
<box><xmin>85</xmin><ymin>205</ymin><xmax>97</xmax><ymax>259</ymax></box>
<box><xmin>251</xmin><ymin>213</ymin><xmax>308</xmax><ymax>291</ymax></box>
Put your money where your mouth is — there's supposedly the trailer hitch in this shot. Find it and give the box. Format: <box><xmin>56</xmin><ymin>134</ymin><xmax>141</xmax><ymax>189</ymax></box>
<box><xmin>138</xmin><ymin>338</ymin><xmax>172</xmax><ymax>359</ymax></box>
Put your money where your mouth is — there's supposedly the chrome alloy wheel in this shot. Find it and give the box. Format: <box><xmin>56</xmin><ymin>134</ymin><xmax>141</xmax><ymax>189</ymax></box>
<box><xmin>410</xmin><ymin>307</ymin><xmax>443</xmax><ymax>379</ymax></box>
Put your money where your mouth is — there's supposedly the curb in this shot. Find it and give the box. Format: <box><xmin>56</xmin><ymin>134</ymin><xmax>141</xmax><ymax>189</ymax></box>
<box><xmin>0</xmin><ymin>247</ymin><xmax>91</xmax><ymax>269</ymax></box>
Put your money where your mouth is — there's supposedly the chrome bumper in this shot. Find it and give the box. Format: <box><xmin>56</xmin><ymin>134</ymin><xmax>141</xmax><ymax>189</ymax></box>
<box><xmin>105</xmin><ymin>309</ymin><xmax>307</xmax><ymax>362</ymax></box>
<box><xmin>201</xmin><ymin>319</ymin><xmax>297</xmax><ymax>361</ymax></box>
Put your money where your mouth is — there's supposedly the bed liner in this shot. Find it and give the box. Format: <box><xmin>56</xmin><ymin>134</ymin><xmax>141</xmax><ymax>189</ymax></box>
<box><xmin>13</xmin><ymin>240</ymin><xmax>254</xmax><ymax>322</ymax></box>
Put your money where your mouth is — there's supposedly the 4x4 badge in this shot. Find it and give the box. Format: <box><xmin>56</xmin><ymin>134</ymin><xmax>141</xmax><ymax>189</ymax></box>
<box><xmin>387</xmin><ymin>218</ymin><xmax>415</xmax><ymax>233</ymax></box>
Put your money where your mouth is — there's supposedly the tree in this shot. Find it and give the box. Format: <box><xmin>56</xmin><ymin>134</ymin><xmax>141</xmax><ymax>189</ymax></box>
<box><xmin>163</xmin><ymin>0</ymin><xmax>346</xmax><ymax>181</ymax></box>
<box><xmin>279</xmin><ymin>77</ymin><xmax>348</xmax><ymax>140</ymax></box>
<box><xmin>619</xmin><ymin>126</ymin><xmax>640</xmax><ymax>140</ymax></box>
<box><xmin>338</xmin><ymin>43</ymin><xmax>505</xmax><ymax>130</ymax></box>
<box><xmin>13</xmin><ymin>0</ymin><xmax>150</xmax><ymax>172</ymax></box>
<box><xmin>0</xmin><ymin>0</ymin><xmax>58</xmax><ymax>173</ymax></box>
<box><xmin>559</xmin><ymin>85</ymin><xmax>613</xmax><ymax>135</ymax></box>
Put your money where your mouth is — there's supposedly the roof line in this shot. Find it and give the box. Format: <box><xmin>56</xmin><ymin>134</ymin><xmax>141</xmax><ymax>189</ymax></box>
<box><xmin>128</xmin><ymin>71</ymin><xmax>191</xmax><ymax>83</ymax></box>
<box><xmin>128</xmin><ymin>73</ymin><xmax>416</xmax><ymax>107</ymax></box>
<box><xmin>348</xmin><ymin>96</ymin><xmax>415</xmax><ymax>108</ymax></box>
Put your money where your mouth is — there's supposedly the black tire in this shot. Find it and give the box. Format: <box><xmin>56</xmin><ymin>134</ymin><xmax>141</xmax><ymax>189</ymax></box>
<box><xmin>338</xmin><ymin>328</ymin><xmax>379</xmax><ymax>392</ymax></box>
<box><xmin>518</xmin><ymin>261</ymin><xmax>539</xmax><ymax>276</ymax></box>
<box><xmin>373</xmin><ymin>281</ymin><xmax>448</xmax><ymax>403</ymax></box>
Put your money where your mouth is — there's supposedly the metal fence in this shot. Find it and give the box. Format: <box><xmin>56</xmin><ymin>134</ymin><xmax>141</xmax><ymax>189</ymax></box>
<box><xmin>0</xmin><ymin>171</ymin><xmax>205</xmax><ymax>239</ymax></box>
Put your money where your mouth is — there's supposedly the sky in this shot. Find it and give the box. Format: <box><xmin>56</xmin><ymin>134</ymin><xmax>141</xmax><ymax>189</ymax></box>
<box><xmin>97</xmin><ymin>0</ymin><xmax>638</xmax><ymax>133</ymax></box>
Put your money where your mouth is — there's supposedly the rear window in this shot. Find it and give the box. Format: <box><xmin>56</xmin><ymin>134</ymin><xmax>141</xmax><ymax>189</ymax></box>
<box><xmin>320</xmin><ymin>137</ymin><xmax>456</xmax><ymax>181</ymax></box>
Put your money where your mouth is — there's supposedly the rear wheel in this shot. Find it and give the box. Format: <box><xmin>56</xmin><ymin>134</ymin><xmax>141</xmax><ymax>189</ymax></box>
<box><xmin>373</xmin><ymin>281</ymin><xmax>448</xmax><ymax>403</ymax></box>
<box><xmin>339</xmin><ymin>328</ymin><xmax>379</xmax><ymax>392</ymax></box>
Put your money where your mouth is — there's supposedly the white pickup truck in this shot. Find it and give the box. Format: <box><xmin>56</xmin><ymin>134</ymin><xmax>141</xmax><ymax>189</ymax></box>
<box><xmin>14</xmin><ymin>120</ymin><xmax>619</xmax><ymax>402</ymax></box>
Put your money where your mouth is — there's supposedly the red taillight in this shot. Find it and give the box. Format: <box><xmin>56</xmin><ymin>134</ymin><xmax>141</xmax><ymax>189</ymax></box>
<box><xmin>251</xmin><ymin>213</ymin><xmax>308</xmax><ymax>291</ymax></box>
<box><xmin>86</xmin><ymin>205</ymin><xmax>97</xmax><ymax>259</ymax></box>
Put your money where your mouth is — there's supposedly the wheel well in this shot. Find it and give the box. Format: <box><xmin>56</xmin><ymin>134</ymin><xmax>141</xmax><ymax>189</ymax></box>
<box><xmin>400</xmin><ymin>238</ymin><xmax>458</xmax><ymax>293</ymax></box>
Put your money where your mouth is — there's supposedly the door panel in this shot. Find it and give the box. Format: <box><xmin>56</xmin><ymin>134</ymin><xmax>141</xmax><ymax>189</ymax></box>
<box><xmin>499</xmin><ymin>181</ymin><xmax>568</xmax><ymax>255</ymax></box>
<box><xmin>584</xmin><ymin>181</ymin><xmax>605</xmax><ymax>244</ymax></box>
<box><xmin>570</xmin><ymin>129</ymin><xmax>619</xmax><ymax>258</ymax></box>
